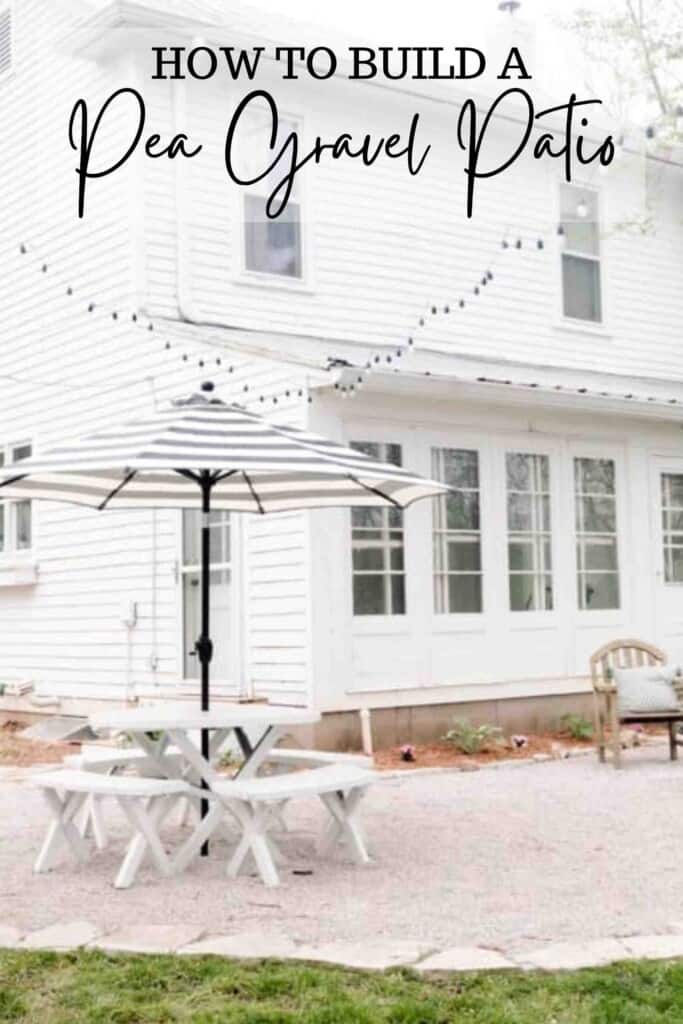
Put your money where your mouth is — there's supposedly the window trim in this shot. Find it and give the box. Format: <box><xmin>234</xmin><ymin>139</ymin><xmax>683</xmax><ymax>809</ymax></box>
<box><xmin>431</xmin><ymin>446</ymin><xmax>484</xmax><ymax>616</ymax></box>
<box><xmin>569</xmin><ymin>441</ymin><xmax>627</xmax><ymax>627</ymax></box>
<box><xmin>0</xmin><ymin>439</ymin><xmax>33</xmax><ymax>561</ymax></box>
<box><xmin>573</xmin><ymin>455</ymin><xmax>621</xmax><ymax>612</ymax></box>
<box><xmin>232</xmin><ymin>106</ymin><xmax>313</xmax><ymax>292</ymax></box>
<box><xmin>350</xmin><ymin>440</ymin><xmax>406</xmax><ymax>619</ymax></box>
<box><xmin>555</xmin><ymin>180</ymin><xmax>610</xmax><ymax>334</ymax></box>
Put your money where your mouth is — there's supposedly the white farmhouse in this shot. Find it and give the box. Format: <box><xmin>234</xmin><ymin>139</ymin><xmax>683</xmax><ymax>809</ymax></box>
<box><xmin>1</xmin><ymin>0</ymin><xmax>682</xmax><ymax>745</ymax></box>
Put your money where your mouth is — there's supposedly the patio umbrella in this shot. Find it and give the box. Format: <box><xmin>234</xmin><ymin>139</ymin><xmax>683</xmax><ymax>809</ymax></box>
<box><xmin>0</xmin><ymin>381</ymin><xmax>449</xmax><ymax>842</ymax></box>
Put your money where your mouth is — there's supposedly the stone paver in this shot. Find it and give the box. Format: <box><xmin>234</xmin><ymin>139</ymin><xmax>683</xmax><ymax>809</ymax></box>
<box><xmin>0</xmin><ymin>925</ymin><xmax>23</xmax><ymax>947</ymax></box>
<box><xmin>91</xmin><ymin>925</ymin><xmax>205</xmax><ymax>955</ymax></box>
<box><xmin>417</xmin><ymin>947</ymin><xmax>515</xmax><ymax>972</ymax></box>
<box><xmin>621</xmin><ymin>934</ymin><xmax>683</xmax><ymax>961</ymax></box>
<box><xmin>180</xmin><ymin>932</ymin><xmax>299</xmax><ymax>959</ymax></box>
<box><xmin>20</xmin><ymin>920</ymin><xmax>104</xmax><ymax>951</ymax></box>
<box><xmin>521</xmin><ymin>939</ymin><xmax>629</xmax><ymax>971</ymax></box>
<box><xmin>296</xmin><ymin>940</ymin><xmax>431</xmax><ymax>970</ymax></box>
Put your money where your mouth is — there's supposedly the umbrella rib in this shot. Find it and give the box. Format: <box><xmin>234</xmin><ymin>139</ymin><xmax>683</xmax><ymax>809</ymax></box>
<box><xmin>98</xmin><ymin>469</ymin><xmax>138</xmax><ymax>510</ymax></box>
<box><xmin>348</xmin><ymin>474</ymin><xmax>403</xmax><ymax>509</ymax></box>
<box><xmin>0</xmin><ymin>473</ymin><xmax>27</xmax><ymax>491</ymax></box>
<box><xmin>242</xmin><ymin>471</ymin><xmax>265</xmax><ymax>515</ymax></box>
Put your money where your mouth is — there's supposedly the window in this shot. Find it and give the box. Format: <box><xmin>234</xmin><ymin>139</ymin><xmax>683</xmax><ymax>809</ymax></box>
<box><xmin>432</xmin><ymin>448</ymin><xmax>482</xmax><ymax>613</ymax></box>
<box><xmin>0</xmin><ymin>5</ymin><xmax>11</xmax><ymax>78</ymax></box>
<box><xmin>351</xmin><ymin>442</ymin><xmax>405</xmax><ymax>615</ymax></box>
<box><xmin>506</xmin><ymin>452</ymin><xmax>553</xmax><ymax>611</ymax></box>
<box><xmin>661</xmin><ymin>474</ymin><xmax>683</xmax><ymax>583</ymax></box>
<box><xmin>560</xmin><ymin>184</ymin><xmax>602</xmax><ymax>323</ymax></box>
<box><xmin>574</xmin><ymin>458</ymin><xmax>620</xmax><ymax>609</ymax></box>
<box><xmin>181</xmin><ymin>510</ymin><xmax>232</xmax><ymax>679</ymax></box>
<box><xmin>0</xmin><ymin>442</ymin><xmax>31</xmax><ymax>555</ymax></box>
<box><xmin>235</xmin><ymin>110</ymin><xmax>303</xmax><ymax>279</ymax></box>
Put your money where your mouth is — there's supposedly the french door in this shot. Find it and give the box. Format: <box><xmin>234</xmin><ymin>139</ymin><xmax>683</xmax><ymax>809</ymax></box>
<box><xmin>651</xmin><ymin>457</ymin><xmax>683</xmax><ymax>658</ymax></box>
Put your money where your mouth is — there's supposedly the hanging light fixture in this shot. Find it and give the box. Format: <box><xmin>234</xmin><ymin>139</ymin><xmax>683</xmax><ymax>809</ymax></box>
<box><xmin>576</xmin><ymin>198</ymin><xmax>589</xmax><ymax>219</ymax></box>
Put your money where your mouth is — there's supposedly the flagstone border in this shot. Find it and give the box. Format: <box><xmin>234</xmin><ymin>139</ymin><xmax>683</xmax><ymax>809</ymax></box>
<box><xmin>4</xmin><ymin>920</ymin><xmax>683</xmax><ymax>972</ymax></box>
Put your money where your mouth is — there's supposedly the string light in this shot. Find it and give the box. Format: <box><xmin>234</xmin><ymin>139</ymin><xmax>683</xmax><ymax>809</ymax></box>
<box><xmin>17</xmin><ymin>227</ymin><xmax>552</xmax><ymax>410</ymax></box>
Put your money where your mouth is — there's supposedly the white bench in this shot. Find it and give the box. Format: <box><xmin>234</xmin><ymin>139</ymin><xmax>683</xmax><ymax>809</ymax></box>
<box><xmin>63</xmin><ymin>745</ymin><xmax>190</xmax><ymax>849</ymax></box>
<box><xmin>265</xmin><ymin>749</ymin><xmax>374</xmax><ymax>770</ymax></box>
<box><xmin>176</xmin><ymin>763</ymin><xmax>375</xmax><ymax>887</ymax></box>
<box><xmin>32</xmin><ymin>769</ymin><xmax>194</xmax><ymax>889</ymax></box>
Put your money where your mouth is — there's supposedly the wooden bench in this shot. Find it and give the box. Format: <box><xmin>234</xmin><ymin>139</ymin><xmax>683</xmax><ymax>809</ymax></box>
<box><xmin>590</xmin><ymin>639</ymin><xmax>683</xmax><ymax>768</ymax></box>
<box><xmin>32</xmin><ymin>769</ymin><xmax>193</xmax><ymax>889</ymax></box>
<box><xmin>175</xmin><ymin>763</ymin><xmax>376</xmax><ymax>887</ymax></box>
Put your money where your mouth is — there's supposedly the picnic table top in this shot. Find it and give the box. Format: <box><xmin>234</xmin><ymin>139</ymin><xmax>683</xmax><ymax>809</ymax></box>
<box><xmin>90</xmin><ymin>703</ymin><xmax>321</xmax><ymax>733</ymax></box>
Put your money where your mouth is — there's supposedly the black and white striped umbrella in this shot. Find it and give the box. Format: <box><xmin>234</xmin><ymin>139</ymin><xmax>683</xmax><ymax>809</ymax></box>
<box><xmin>0</xmin><ymin>386</ymin><xmax>447</xmax><ymax>512</ymax></box>
<box><xmin>0</xmin><ymin>383</ymin><xmax>448</xmax><ymax>842</ymax></box>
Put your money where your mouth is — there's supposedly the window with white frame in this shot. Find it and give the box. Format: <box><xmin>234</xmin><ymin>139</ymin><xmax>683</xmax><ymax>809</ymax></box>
<box><xmin>432</xmin><ymin>448</ymin><xmax>482</xmax><ymax>614</ymax></box>
<box><xmin>506</xmin><ymin>452</ymin><xmax>553</xmax><ymax>612</ymax></box>
<box><xmin>0</xmin><ymin>442</ymin><xmax>32</xmax><ymax>555</ymax></box>
<box><xmin>181</xmin><ymin>510</ymin><xmax>232</xmax><ymax>679</ymax></box>
<box><xmin>661</xmin><ymin>474</ymin><xmax>683</xmax><ymax>583</ymax></box>
<box><xmin>235</xmin><ymin>109</ymin><xmax>303</xmax><ymax>279</ymax></box>
<box><xmin>560</xmin><ymin>184</ymin><xmax>602</xmax><ymax>323</ymax></box>
<box><xmin>350</xmin><ymin>442</ymin><xmax>405</xmax><ymax>616</ymax></box>
<box><xmin>0</xmin><ymin>4</ymin><xmax>12</xmax><ymax>78</ymax></box>
<box><xmin>574</xmin><ymin>457</ymin><xmax>620</xmax><ymax>610</ymax></box>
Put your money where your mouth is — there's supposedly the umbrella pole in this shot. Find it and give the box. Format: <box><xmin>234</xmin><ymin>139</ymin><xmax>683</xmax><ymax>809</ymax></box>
<box><xmin>197</xmin><ymin>472</ymin><xmax>213</xmax><ymax>856</ymax></box>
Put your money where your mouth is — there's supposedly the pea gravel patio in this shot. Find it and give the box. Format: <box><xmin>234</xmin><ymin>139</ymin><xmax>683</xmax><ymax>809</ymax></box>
<box><xmin>2</xmin><ymin>745</ymin><xmax>683</xmax><ymax>963</ymax></box>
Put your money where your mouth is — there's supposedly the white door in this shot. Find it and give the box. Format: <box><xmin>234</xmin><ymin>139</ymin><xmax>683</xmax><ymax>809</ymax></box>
<box><xmin>651</xmin><ymin>458</ymin><xmax>683</xmax><ymax>662</ymax></box>
<box><xmin>181</xmin><ymin>510</ymin><xmax>241</xmax><ymax>696</ymax></box>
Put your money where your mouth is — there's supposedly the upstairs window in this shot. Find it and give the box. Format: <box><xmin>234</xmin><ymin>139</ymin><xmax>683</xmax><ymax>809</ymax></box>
<box><xmin>507</xmin><ymin>452</ymin><xmax>553</xmax><ymax>612</ymax></box>
<box><xmin>560</xmin><ymin>184</ymin><xmax>602</xmax><ymax>323</ymax></box>
<box><xmin>0</xmin><ymin>442</ymin><xmax>32</xmax><ymax>555</ymax></box>
<box><xmin>350</xmin><ymin>442</ymin><xmax>405</xmax><ymax>616</ymax></box>
<box><xmin>234</xmin><ymin>108</ymin><xmax>303</xmax><ymax>280</ymax></box>
<box><xmin>432</xmin><ymin>448</ymin><xmax>483</xmax><ymax>614</ymax></box>
<box><xmin>0</xmin><ymin>4</ymin><xmax>11</xmax><ymax>78</ymax></box>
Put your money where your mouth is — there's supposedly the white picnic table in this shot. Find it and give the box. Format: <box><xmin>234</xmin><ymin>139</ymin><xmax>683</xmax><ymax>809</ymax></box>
<box><xmin>34</xmin><ymin>703</ymin><xmax>373</xmax><ymax>888</ymax></box>
<box><xmin>89</xmin><ymin>704</ymin><xmax>322</xmax><ymax>786</ymax></box>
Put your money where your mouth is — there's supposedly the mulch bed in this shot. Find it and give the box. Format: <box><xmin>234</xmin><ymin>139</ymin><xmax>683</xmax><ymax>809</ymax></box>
<box><xmin>0</xmin><ymin>720</ymin><xmax>80</xmax><ymax>767</ymax></box>
<box><xmin>373</xmin><ymin>733</ymin><xmax>593</xmax><ymax>771</ymax></box>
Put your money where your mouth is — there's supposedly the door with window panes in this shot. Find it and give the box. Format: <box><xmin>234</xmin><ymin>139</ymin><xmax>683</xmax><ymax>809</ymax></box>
<box><xmin>181</xmin><ymin>510</ymin><xmax>240</xmax><ymax>694</ymax></box>
<box><xmin>652</xmin><ymin>458</ymin><xmax>683</xmax><ymax>644</ymax></box>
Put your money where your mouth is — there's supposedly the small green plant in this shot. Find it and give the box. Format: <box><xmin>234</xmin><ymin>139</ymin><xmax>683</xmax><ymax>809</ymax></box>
<box><xmin>560</xmin><ymin>713</ymin><xmax>594</xmax><ymax>742</ymax></box>
<box><xmin>443</xmin><ymin>718</ymin><xmax>502</xmax><ymax>755</ymax></box>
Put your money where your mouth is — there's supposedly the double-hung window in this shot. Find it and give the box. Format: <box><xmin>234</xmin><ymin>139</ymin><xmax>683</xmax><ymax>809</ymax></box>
<box><xmin>507</xmin><ymin>452</ymin><xmax>553</xmax><ymax>612</ymax></box>
<box><xmin>432</xmin><ymin>448</ymin><xmax>482</xmax><ymax>613</ymax></box>
<box><xmin>560</xmin><ymin>184</ymin><xmax>602</xmax><ymax>323</ymax></box>
<box><xmin>574</xmin><ymin>458</ymin><xmax>620</xmax><ymax>609</ymax></box>
<box><xmin>0</xmin><ymin>442</ymin><xmax>32</xmax><ymax>555</ymax></box>
<box><xmin>350</xmin><ymin>442</ymin><xmax>405</xmax><ymax>616</ymax></box>
<box><xmin>237</xmin><ymin>109</ymin><xmax>303</xmax><ymax>280</ymax></box>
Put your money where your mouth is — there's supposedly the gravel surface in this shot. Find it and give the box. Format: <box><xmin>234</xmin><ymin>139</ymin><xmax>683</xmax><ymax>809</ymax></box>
<box><xmin>1</xmin><ymin>747</ymin><xmax>682</xmax><ymax>956</ymax></box>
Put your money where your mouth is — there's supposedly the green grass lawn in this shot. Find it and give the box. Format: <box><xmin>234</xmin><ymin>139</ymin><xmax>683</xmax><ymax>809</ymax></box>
<box><xmin>3</xmin><ymin>949</ymin><xmax>683</xmax><ymax>1023</ymax></box>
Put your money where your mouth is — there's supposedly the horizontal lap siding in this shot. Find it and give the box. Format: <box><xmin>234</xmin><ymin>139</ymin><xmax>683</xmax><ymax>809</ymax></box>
<box><xmin>142</xmin><ymin>76</ymin><xmax>313</xmax><ymax>705</ymax></box>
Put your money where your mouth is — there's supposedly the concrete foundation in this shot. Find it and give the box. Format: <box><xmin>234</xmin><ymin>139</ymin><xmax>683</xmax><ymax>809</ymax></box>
<box><xmin>2</xmin><ymin>691</ymin><xmax>595</xmax><ymax>753</ymax></box>
<box><xmin>289</xmin><ymin>691</ymin><xmax>595</xmax><ymax>751</ymax></box>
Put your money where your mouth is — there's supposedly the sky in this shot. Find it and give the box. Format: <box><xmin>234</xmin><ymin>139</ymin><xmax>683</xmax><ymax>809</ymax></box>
<box><xmin>248</xmin><ymin>0</ymin><xmax>608</xmax><ymax>95</ymax></box>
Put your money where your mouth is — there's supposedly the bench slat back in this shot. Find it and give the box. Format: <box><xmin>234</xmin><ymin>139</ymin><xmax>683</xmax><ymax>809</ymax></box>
<box><xmin>589</xmin><ymin>639</ymin><xmax>666</xmax><ymax>691</ymax></box>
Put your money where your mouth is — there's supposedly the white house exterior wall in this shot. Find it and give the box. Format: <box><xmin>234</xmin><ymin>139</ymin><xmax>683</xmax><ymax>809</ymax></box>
<box><xmin>308</xmin><ymin>388</ymin><xmax>683</xmax><ymax>712</ymax></box>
